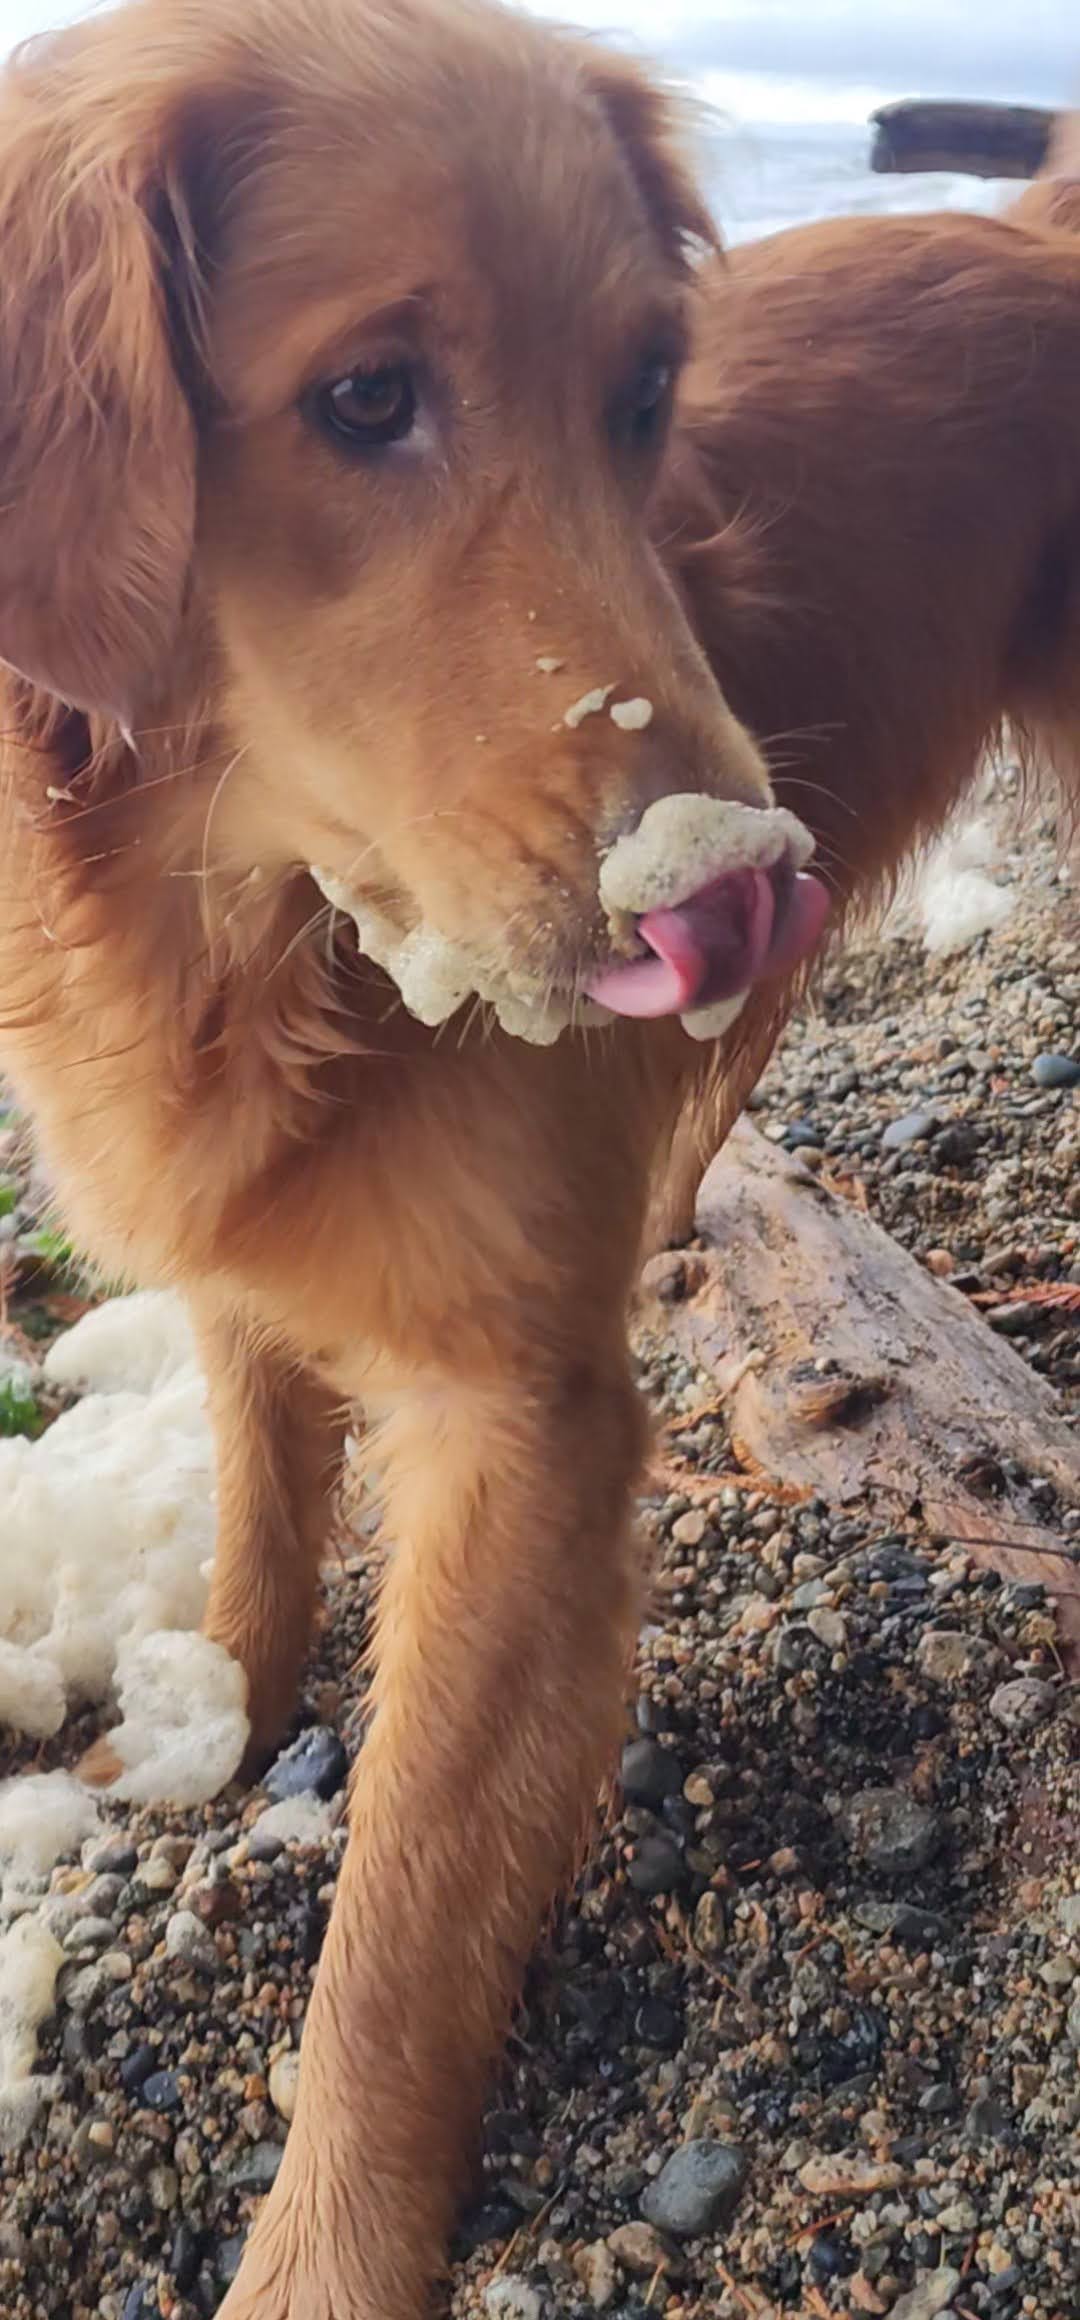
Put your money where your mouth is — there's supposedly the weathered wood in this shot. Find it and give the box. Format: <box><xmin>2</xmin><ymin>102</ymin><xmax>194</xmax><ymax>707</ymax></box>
<box><xmin>652</xmin><ymin>1118</ymin><xmax>1080</xmax><ymax>1659</ymax></box>
<box><xmin>870</xmin><ymin>99</ymin><xmax>1054</xmax><ymax>182</ymax></box>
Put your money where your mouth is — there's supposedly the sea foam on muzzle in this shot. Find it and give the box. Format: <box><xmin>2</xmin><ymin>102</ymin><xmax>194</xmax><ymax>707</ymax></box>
<box><xmin>312</xmin><ymin>794</ymin><xmax>815</xmax><ymax>1045</ymax></box>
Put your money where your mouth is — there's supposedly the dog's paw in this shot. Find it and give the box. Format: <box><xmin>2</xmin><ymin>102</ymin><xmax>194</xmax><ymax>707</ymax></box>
<box><xmin>217</xmin><ymin>2239</ymin><xmax>427</xmax><ymax>2320</ymax></box>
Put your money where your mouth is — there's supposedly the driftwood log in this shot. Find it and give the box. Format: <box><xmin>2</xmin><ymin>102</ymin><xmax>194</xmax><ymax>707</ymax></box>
<box><xmin>870</xmin><ymin>99</ymin><xmax>1054</xmax><ymax>181</ymax></box>
<box><xmin>647</xmin><ymin>1119</ymin><xmax>1080</xmax><ymax>1662</ymax></box>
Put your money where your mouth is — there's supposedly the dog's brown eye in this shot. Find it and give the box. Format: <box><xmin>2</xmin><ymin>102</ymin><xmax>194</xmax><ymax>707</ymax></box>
<box><xmin>312</xmin><ymin>363</ymin><xmax>417</xmax><ymax>450</ymax></box>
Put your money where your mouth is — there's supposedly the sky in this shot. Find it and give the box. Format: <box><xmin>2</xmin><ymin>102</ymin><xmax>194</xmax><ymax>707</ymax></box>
<box><xmin>0</xmin><ymin>0</ymin><xmax>1075</xmax><ymax>121</ymax></box>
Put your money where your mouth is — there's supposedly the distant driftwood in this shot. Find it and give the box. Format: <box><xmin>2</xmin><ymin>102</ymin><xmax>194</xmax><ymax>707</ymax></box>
<box><xmin>870</xmin><ymin>99</ymin><xmax>1055</xmax><ymax>181</ymax></box>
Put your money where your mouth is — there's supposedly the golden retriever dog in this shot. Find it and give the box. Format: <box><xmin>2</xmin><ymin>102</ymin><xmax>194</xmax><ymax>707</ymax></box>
<box><xmin>0</xmin><ymin>1</ymin><xmax>1077</xmax><ymax>2310</ymax></box>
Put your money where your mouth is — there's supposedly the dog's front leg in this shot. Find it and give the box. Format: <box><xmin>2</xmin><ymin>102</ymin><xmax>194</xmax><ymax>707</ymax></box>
<box><xmin>218</xmin><ymin>1353</ymin><xmax>647</xmax><ymax>2320</ymax></box>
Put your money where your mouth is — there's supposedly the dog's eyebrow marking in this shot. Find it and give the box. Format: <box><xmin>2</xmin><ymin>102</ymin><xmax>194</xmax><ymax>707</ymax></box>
<box><xmin>535</xmin><ymin>655</ymin><xmax>565</xmax><ymax>674</ymax></box>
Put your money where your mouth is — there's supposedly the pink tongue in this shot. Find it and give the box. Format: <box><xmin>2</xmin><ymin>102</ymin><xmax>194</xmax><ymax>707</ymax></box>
<box><xmin>587</xmin><ymin>867</ymin><xmax>829</xmax><ymax>1021</ymax></box>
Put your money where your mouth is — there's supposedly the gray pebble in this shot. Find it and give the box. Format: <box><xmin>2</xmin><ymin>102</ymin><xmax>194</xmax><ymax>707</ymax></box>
<box><xmin>964</xmin><ymin>2093</ymin><xmax>1012</xmax><ymax>2142</ymax></box>
<box><xmin>214</xmin><ymin>2236</ymin><xmax>247</xmax><ymax>2286</ymax></box>
<box><xmin>483</xmin><ymin>2281</ymin><xmax>542</xmax><ymax>2320</ymax></box>
<box><xmin>990</xmin><ymin>1677</ymin><xmax>1057</xmax><ymax>1731</ymax></box>
<box><xmin>640</xmin><ymin>2138</ymin><xmax>747</xmax><ymax>2237</ymax></box>
<box><xmin>842</xmin><ymin>1788</ymin><xmax>942</xmax><ymax>1876</ymax></box>
<box><xmin>141</xmin><ymin>2070</ymin><xmax>181</xmax><ymax>2113</ymax></box>
<box><xmin>264</xmin><ymin>1724</ymin><xmax>348</xmax><ymax>1802</ymax></box>
<box><xmin>1031</xmin><ymin>1051</ymin><xmax>1080</xmax><ymax>1088</ymax></box>
<box><xmin>61</xmin><ymin>1915</ymin><xmax>117</xmax><ymax>1955</ymax></box>
<box><xmin>64</xmin><ymin>1955</ymin><xmax>132</xmax><ymax>2014</ymax></box>
<box><xmin>881</xmin><ymin>1109</ymin><xmax>940</xmax><ymax>1151</ymax></box>
<box><xmin>807</xmin><ymin>1607</ymin><xmax>847</xmax><ymax>1651</ymax></box>
<box><xmin>164</xmin><ymin>1908</ymin><xmax>217</xmax><ymax>1969</ymax></box>
<box><xmin>888</xmin><ymin>2270</ymin><xmax>961</xmax><ymax>2320</ymax></box>
<box><xmin>917</xmin><ymin>1630</ymin><xmax>992</xmax><ymax>1685</ymax></box>
<box><xmin>226</xmin><ymin>2140</ymin><xmax>285</xmax><ymax>2190</ymax></box>
<box><xmin>790</xmin><ymin>1578</ymin><xmax>830</xmax><ymax>1611</ymax></box>
<box><xmin>82</xmin><ymin>1874</ymin><xmax>127</xmax><ymax>1915</ymax></box>
<box><xmin>986</xmin><ymin>1300</ymin><xmax>1041</xmax><ymax>1336</ymax></box>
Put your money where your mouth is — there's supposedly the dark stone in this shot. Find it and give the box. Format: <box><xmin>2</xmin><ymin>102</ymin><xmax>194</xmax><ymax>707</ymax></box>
<box><xmin>87</xmin><ymin>1841</ymin><xmax>139</xmax><ymax>1876</ymax></box>
<box><xmin>626</xmin><ymin>1834</ymin><xmax>687</xmax><ymax>1896</ymax></box>
<box><xmin>121</xmin><ymin>2293</ymin><xmax>157</xmax><ymax>2320</ymax></box>
<box><xmin>620</xmin><ymin>1737</ymin><xmax>684</xmax><ymax>1808</ymax></box>
<box><xmin>140</xmin><ymin>2070</ymin><xmax>181</xmax><ymax>2113</ymax></box>
<box><xmin>987</xmin><ymin>1300</ymin><xmax>1041</xmax><ymax>1336</ymax></box>
<box><xmin>1032</xmin><ymin>1051</ymin><xmax>1080</xmax><ymax>1088</ymax></box>
<box><xmin>807</xmin><ymin>2234</ymin><xmax>855</xmax><ymax>2282</ymax></box>
<box><xmin>299</xmin><ymin>1903</ymin><xmax>327</xmax><ymax>1967</ymax></box>
<box><xmin>634</xmin><ymin>1998</ymin><xmax>683</xmax><ymax>2051</ymax></box>
<box><xmin>932</xmin><ymin>1122</ymin><xmax>980</xmax><ymax>1166</ymax></box>
<box><xmin>641</xmin><ymin>2139</ymin><xmax>747</xmax><ymax>2237</ymax></box>
<box><xmin>964</xmin><ymin>2093</ymin><xmax>1012</xmax><ymax>2142</ymax></box>
<box><xmin>816</xmin><ymin>2006</ymin><xmax>885</xmax><ymax>2085</ymax></box>
<box><xmin>919</xmin><ymin>2081</ymin><xmax>956</xmax><ymax>2115</ymax></box>
<box><xmin>867</xmin><ymin>1542</ymin><xmax>924</xmax><ymax>1579</ymax></box>
<box><xmin>451</xmin><ymin>2200</ymin><xmax>523</xmax><ymax>2259</ymax></box>
<box><xmin>891</xmin><ymin>1905</ymin><xmax>952</xmax><ymax>1951</ymax></box>
<box><xmin>659</xmin><ymin>1797</ymin><xmax>697</xmax><ymax>1840</ymax></box>
<box><xmin>170</xmin><ymin>2224</ymin><xmax>202</xmax><ymax>2294</ymax></box>
<box><xmin>264</xmin><ymin>1724</ymin><xmax>348</xmax><ymax>1802</ymax></box>
<box><xmin>213</xmin><ymin>2236</ymin><xmax>247</xmax><ymax>2287</ymax></box>
<box><xmin>775</xmin><ymin>1623</ymin><xmax>829</xmax><ymax>1675</ymax></box>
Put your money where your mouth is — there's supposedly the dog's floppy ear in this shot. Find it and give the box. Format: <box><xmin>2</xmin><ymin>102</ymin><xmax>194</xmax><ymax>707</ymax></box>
<box><xmin>1009</xmin><ymin>109</ymin><xmax>1080</xmax><ymax>236</ymax></box>
<box><xmin>0</xmin><ymin>36</ymin><xmax>197</xmax><ymax>722</ymax></box>
<box><xmin>583</xmin><ymin>49</ymin><xmax>720</xmax><ymax>270</ymax></box>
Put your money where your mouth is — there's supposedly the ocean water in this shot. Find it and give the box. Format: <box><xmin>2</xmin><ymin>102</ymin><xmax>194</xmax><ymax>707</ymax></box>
<box><xmin>697</xmin><ymin>117</ymin><xmax>1019</xmax><ymax>246</ymax></box>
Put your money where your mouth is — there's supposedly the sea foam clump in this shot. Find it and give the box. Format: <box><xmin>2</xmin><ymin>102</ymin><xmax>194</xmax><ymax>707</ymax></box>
<box><xmin>0</xmin><ymin>1293</ymin><xmax>246</xmax><ymax>1803</ymax></box>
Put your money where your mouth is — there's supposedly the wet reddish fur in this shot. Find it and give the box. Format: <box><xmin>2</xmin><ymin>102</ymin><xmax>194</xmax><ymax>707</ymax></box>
<box><xmin>0</xmin><ymin>3</ymin><xmax>1078</xmax><ymax>2311</ymax></box>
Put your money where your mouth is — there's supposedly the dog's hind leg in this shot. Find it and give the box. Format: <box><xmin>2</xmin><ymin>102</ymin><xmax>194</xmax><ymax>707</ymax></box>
<box><xmin>197</xmin><ymin>1305</ymin><xmax>349</xmax><ymax>1771</ymax></box>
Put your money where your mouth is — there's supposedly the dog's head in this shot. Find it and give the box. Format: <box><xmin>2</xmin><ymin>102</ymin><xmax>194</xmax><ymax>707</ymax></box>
<box><xmin>0</xmin><ymin>0</ymin><xmax>826</xmax><ymax>1035</ymax></box>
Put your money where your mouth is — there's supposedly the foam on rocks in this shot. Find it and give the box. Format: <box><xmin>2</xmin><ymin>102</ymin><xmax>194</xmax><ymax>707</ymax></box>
<box><xmin>0</xmin><ymin>1769</ymin><xmax>99</xmax><ymax>1909</ymax></box>
<box><xmin>104</xmin><ymin>1631</ymin><xmax>248</xmax><ymax>1810</ymax></box>
<box><xmin>884</xmin><ymin>791</ymin><xmax>1017</xmax><ymax>956</ymax></box>
<box><xmin>0</xmin><ymin>1292</ymin><xmax>247</xmax><ymax>1803</ymax></box>
<box><xmin>0</xmin><ymin>1915</ymin><xmax>65</xmax><ymax>2149</ymax></box>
